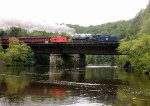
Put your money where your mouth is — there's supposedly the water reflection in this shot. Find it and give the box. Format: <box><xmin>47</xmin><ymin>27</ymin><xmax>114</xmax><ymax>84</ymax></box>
<box><xmin>0</xmin><ymin>67</ymin><xmax>31</xmax><ymax>94</ymax></box>
<box><xmin>0</xmin><ymin>67</ymin><xmax>149</xmax><ymax>106</ymax></box>
<box><xmin>116</xmin><ymin>70</ymin><xmax>150</xmax><ymax>106</ymax></box>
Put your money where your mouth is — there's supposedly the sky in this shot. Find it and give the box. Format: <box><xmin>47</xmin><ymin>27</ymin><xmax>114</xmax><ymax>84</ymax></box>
<box><xmin>0</xmin><ymin>0</ymin><xmax>149</xmax><ymax>27</ymax></box>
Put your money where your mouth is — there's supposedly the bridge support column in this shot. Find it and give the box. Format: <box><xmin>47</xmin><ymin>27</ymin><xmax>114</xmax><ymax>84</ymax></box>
<box><xmin>50</xmin><ymin>54</ymin><xmax>57</xmax><ymax>71</ymax></box>
<box><xmin>79</xmin><ymin>54</ymin><xmax>86</xmax><ymax>68</ymax></box>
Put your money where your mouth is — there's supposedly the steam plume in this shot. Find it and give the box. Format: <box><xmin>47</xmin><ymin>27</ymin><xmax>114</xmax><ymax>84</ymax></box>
<box><xmin>0</xmin><ymin>18</ymin><xmax>75</xmax><ymax>36</ymax></box>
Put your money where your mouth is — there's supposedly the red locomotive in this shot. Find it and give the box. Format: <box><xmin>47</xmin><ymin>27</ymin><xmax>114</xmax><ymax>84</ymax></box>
<box><xmin>50</xmin><ymin>36</ymin><xmax>69</xmax><ymax>43</ymax></box>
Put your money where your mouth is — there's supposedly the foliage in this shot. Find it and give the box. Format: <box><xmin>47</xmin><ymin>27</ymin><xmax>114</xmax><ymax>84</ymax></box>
<box><xmin>67</xmin><ymin>24</ymin><xmax>87</xmax><ymax>34</ymax></box>
<box><xmin>140</xmin><ymin>17</ymin><xmax>150</xmax><ymax>34</ymax></box>
<box><xmin>0</xmin><ymin>26</ymin><xmax>71</xmax><ymax>37</ymax></box>
<box><xmin>116</xmin><ymin>1</ymin><xmax>150</xmax><ymax>71</ymax></box>
<box><xmin>138</xmin><ymin>2</ymin><xmax>150</xmax><ymax>35</ymax></box>
<box><xmin>0</xmin><ymin>29</ymin><xmax>6</xmax><ymax>37</ymax></box>
<box><xmin>68</xmin><ymin>20</ymin><xmax>130</xmax><ymax>39</ymax></box>
<box><xmin>3</xmin><ymin>37</ymin><xmax>35</xmax><ymax>66</ymax></box>
<box><xmin>126</xmin><ymin>10</ymin><xmax>143</xmax><ymax>36</ymax></box>
<box><xmin>0</xmin><ymin>41</ymin><xmax>5</xmax><ymax>61</ymax></box>
<box><xmin>86</xmin><ymin>55</ymin><xmax>115</xmax><ymax>65</ymax></box>
<box><xmin>9</xmin><ymin>27</ymin><xmax>28</xmax><ymax>37</ymax></box>
<box><xmin>29</xmin><ymin>30</ymin><xmax>51</xmax><ymax>36</ymax></box>
<box><xmin>117</xmin><ymin>35</ymin><xmax>150</xmax><ymax>71</ymax></box>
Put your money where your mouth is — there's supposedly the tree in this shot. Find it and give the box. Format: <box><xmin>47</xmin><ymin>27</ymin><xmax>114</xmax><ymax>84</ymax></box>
<box><xmin>4</xmin><ymin>37</ymin><xmax>35</xmax><ymax>66</ymax></box>
<box><xmin>117</xmin><ymin>35</ymin><xmax>150</xmax><ymax>71</ymax></box>
<box><xmin>0</xmin><ymin>39</ymin><xmax>4</xmax><ymax>56</ymax></box>
<box><xmin>140</xmin><ymin>17</ymin><xmax>150</xmax><ymax>34</ymax></box>
<box><xmin>9</xmin><ymin>27</ymin><xmax>23</xmax><ymax>37</ymax></box>
<box><xmin>0</xmin><ymin>29</ymin><xmax>5</xmax><ymax>37</ymax></box>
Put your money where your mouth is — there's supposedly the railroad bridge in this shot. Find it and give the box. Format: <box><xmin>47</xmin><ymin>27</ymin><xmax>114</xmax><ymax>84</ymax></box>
<box><xmin>2</xmin><ymin>42</ymin><xmax>119</xmax><ymax>67</ymax></box>
<box><xmin>29</xmin><ymin>42</ymin><xmax>119</xmax><ymax>67</ymax></box>
<box><xmin>28</xmin><ymin>42</ymin><xmax>119</xmax><ymax>55</ymax></box>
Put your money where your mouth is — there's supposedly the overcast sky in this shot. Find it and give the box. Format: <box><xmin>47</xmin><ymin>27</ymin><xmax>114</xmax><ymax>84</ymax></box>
<box><xmin>0</xmin><ymin>0</ymin><xmax>149</xmax><ymax>26</ymax></box>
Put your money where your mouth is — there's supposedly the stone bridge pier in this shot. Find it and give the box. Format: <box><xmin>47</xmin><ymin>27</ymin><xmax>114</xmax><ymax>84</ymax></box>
<box><xmin>50</xmin><ymin>54</ymin><xmax>87</xmax><ymax>69</ymax></box>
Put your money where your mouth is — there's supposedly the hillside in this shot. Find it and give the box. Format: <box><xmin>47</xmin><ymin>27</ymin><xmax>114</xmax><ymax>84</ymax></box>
<box><xmin>67</xmin><ymin>1</ymin><xmax>150</xmax><ymax>39</ymax></box>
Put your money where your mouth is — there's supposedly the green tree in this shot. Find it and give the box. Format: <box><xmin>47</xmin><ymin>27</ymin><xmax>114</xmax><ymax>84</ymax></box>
<box><xmin>140</xmin><ymin>17</ymin><xmax>150</xmax><ymax>34</ymax></box>
<box><xmin>0</xmin><ymin>29</ymin><xmax>6</xmax><ymax>37</ymax></box>
<box><xmin>9</xmin><ymin>27</ymin><xmax>28</xmax><ymax>37</ymax></box>
<box><xmin>4</xmin><ymin>37</ymin><xmax>35</xmax><ymax>66</ymax></box>
<box><xmin>117</xmin><ymin>35</ymin><xmax>150</xmax><ymax>71</ymax></box>
<box><xmin>0</xmin><ymin>41</ymin><xmax>5</xmax><ymax>66</ymax></box>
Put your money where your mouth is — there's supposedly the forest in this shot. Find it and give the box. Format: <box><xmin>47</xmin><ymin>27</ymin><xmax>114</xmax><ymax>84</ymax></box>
<box><xmin>0</xmin><ymin>2</ymin><xmax>150</xmax><ymax>71</ymax></box>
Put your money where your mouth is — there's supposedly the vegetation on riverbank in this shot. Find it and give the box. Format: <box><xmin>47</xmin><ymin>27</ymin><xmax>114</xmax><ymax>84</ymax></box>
<box><xmin>0</xmin><ymin>37</ymin><xmax>35</xmax><ymax>66</ymax></box>
<box><xmin>116</xmin><ymin>2</ymin><xmax>150</xmax><ymax>71</ymax></box>
<box><xmin>117</xmin><ymin>35</ymin><xmax>150</xmax><ymax>71</ymax></box>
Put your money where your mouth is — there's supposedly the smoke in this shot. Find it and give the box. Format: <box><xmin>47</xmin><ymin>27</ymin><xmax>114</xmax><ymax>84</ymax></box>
<box><xmin>0</xmin><ymin>18</ymin><xmax>75</xmax><ymax>36</ymax></box>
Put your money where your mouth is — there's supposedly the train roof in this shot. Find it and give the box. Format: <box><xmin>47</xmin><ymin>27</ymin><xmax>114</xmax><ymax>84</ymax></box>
<box><xmin>0</xmin><ymin>36</ymin><xmax>51</xmax><ymax>38</ymax></box>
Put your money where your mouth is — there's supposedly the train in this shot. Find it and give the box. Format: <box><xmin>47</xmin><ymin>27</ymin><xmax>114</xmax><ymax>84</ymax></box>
<box><xmin>91</xmin><ymin>35</ymin><xmax>118</xmax><ymax>42</ymax></box>
<box><xmin>0</xmin><ymin>35</ymin><xmax>118</xmax><ymax>44</ymax></box>
<box><xmin>72</xmin><ymin>34</ymin><xmax>118</xmax><ymax>43</ymax></box>
<box><xmin>0</xmin><ymin>36</ymin><xmax>69</xmax><ymax>44</ymax></box>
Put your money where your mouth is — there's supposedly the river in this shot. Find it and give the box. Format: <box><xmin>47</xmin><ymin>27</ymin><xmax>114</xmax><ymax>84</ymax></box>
<box><xmin>0</xmin><ymin>66</ymin><xmax>150</xmax><ymax>106</ymax></box>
